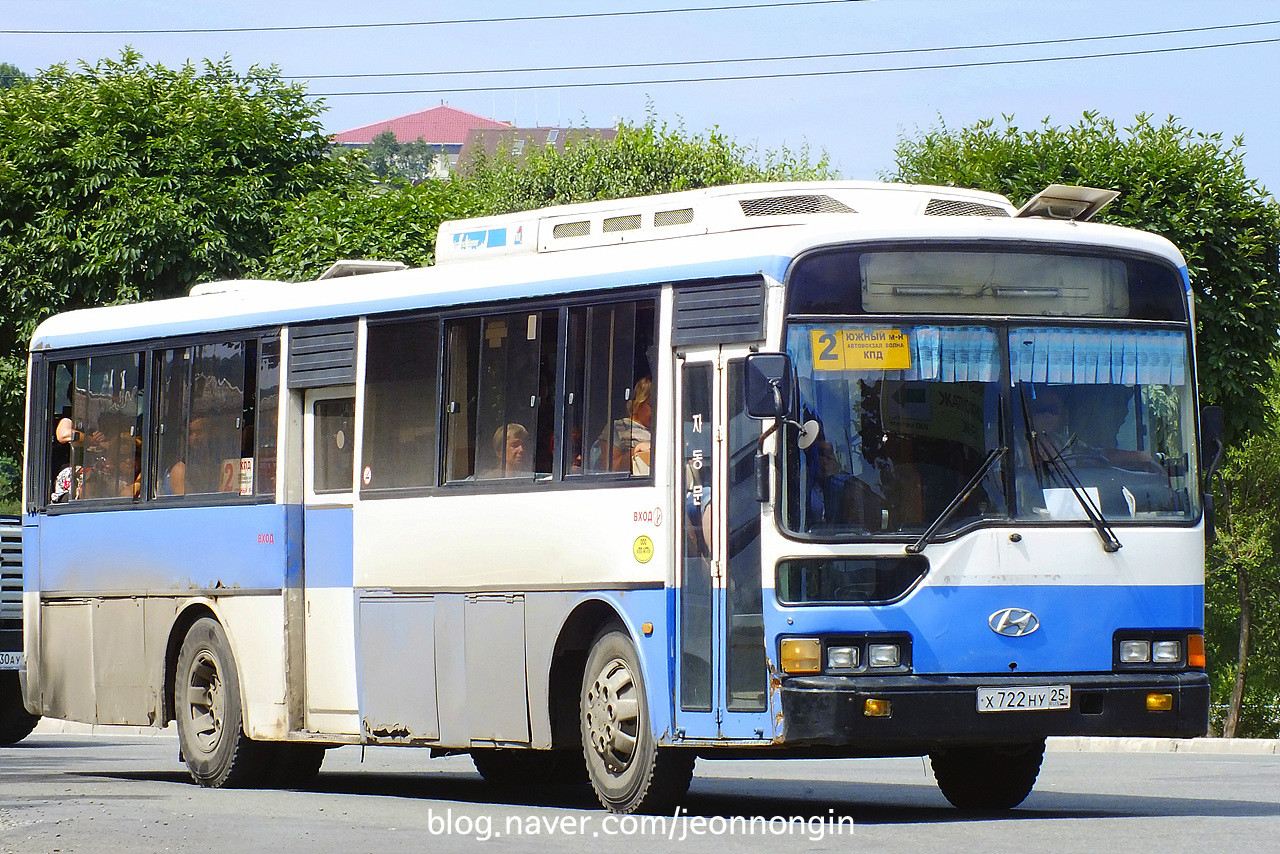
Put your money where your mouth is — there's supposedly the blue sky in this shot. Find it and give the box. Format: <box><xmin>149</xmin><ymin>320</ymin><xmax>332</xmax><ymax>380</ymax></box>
<box><xmin>3</xmin><ymin>1</ymin><xmax>1278</xmax><ymax>200</ymax></box>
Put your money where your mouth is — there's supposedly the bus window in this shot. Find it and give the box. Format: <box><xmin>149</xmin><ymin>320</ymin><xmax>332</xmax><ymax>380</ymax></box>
<box><xmin>475</xmin><ymin>310</ymin><xmax>558</xmax><ymax>480</ymax></box>
<box><xmin>579</xmin><ymin>300</ymin><xmax>657</xmax><ymax>477</ymax></box>
<box><xmin>155</xmin><ymin>341</ymin><xmax>255</xmax><ymax>497</ymax></box>
<box><xmin>362</xmin><ymin>319</ymin><xmax>440</xmax><ymax>490</ymax></box>
<box><xmin>255</xmin><ymin>336</ymin><xmax>280</xmax><ymax>497</ymax></box>
<box><xmin>48</xmin><ymin>353</ymin><xmax>143</xmax><ymax>503</ymax></box>
<box><xmin>443</xmin><ymin>318</ymin><xmax>480</xmax><ymax>482</ymax></box>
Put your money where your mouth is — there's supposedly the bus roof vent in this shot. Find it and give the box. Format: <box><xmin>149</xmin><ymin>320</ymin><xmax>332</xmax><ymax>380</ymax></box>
<box><xmin>552</xmin><ymin>220</ymin><xmax>592</xmax><ymax>239</ymax></box>
<box><xmin>924</xmin><ymin>198</ymin><xmax>1011</xmax><ymax>217</ymax></box>
<box><xmin>654</xmin><ymin>207</ymin><xmax>694</xmax><ymax>226</ymax></box>
<box><xmin>740</xmin><ymin>194</ymin><xmax>854</xmax><ymax>217</ymax></box>
<box><xmin>316</xmin><ymin>259</ymin><xmax>408</xmax><ymax>280</ymax></box>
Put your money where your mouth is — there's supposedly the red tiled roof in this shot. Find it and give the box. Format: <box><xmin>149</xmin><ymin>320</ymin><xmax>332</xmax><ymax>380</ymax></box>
<box><xmin>332</xmin><ymin>105</ymin><xmax>511</xmax><ymax>146</ymax></box>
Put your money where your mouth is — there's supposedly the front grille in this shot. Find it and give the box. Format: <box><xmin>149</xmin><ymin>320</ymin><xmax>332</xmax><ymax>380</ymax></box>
<box><xmin>0</xmin><ymin>521</ymin><xmax>21</xmax><ymax>632</ymax></box>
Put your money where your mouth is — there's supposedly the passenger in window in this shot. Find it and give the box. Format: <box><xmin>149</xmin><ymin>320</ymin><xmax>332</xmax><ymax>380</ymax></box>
<box><xmin>482</xmin><ymin>423</ymin><xmax>532</xmax><ymax>479</ymax></box>
<box><xmin>594</xmin><ymin>377</ymin><xmax>654</xmax><ymax>475</ymax></box>
<box><xmin>77</xmin><ymin>413</ymin><xmax>141</xmax><ymax>499</ymax></box>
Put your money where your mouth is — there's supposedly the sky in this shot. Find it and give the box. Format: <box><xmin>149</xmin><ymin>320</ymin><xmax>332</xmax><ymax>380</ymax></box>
<box><xmin>3</xmin><ymin>0</ymin><xmax>1279</xmax><ymax>201</ymax></box>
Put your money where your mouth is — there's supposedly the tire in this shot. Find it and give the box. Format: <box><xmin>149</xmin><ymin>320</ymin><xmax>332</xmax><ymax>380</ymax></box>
<box><xmin>471</xmin><ymin>748</ymin><xmax>587</xmax><ymax>788</ymax></box>
<box><xmin>0</xmin><ymin>670</ymin><xmax>39</xmax><ymax>746</ymax></box>
<box><xmin>930</xmin><ymin>739</ymin><xmax>1046</xmax><ymax>810</ymax></box>
<box><xmin>174</xmin><ymin>617</ymin><xmax>270</xmax><ymax>787</ymax></box>
<box><xmin>580</xmin><ymin>625</ymin><xmax>694</xmax><ymax>813</ymax></box>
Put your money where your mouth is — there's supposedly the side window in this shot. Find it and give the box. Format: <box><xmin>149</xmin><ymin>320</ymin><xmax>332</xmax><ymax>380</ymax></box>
<box><xmin>255</xmin><ymin>336</ymin><xmax>281</xmax><ymax>497</ymax></box>
<box><xmin>47</xmin><ymin>352</ymin><xmax>144</xmax><ymax>504</ymax></box>
<box><xmin>154</xmin><ymin>340</ymin><xmax>255</xmax><ymax>497</ymax></box>
<box><xmin>474</xmin><ymin>310</ymin><xmax>559</xmax><ymax>480</ymax></box>
<box><xmin>363</xmin><ymin>319</ymin><xmax>440</xmax><ymax>490</ymax></box>
<box><xmin>443</xmin><ymin>318</ymin><xmax>481</xmax><ymax>482</ymax></box>
<box><xmin>572</xmin><ymin>299</ymin><xmax>657</xmax><ymax>478</ymax></box>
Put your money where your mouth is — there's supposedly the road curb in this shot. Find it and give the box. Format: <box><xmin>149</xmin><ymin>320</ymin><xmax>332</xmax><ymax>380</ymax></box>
<box><xmin>28</xmin><ymin>719</ymin><xmax>1280</xmax><ymax>754</ymax></box>
<box><xmin>1047</xmin><ymin>736</ymin><xmax>1280</xmax><ymax>755</ymax></box>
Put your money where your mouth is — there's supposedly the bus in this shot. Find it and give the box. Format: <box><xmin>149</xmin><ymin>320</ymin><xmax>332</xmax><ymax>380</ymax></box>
<box><xmin>20</xmin><ymin>180</ymin><xmax>1213</xmax><ymax>812</ymax></box>
<box><xmin>1</xmin><ymin>514</ymin><xmax>38</xmax><ymax>745</ymax></box>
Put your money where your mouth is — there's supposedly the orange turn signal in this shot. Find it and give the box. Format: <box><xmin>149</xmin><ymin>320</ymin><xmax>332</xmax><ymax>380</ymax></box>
<box><xmin>1187</xmin><ymin>634</ymin><xmax>1206</xmax><ymax>669</ymax></box>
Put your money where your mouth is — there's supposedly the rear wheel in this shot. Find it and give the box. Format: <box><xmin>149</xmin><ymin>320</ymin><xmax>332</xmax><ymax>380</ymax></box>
<box><xmin>930</xmin><ymin>739</ymin><xmax>1046</xmax><ymax>810</ymax></box>
<box><xmin>174</xmin><ymin>617</ymin><xmax>270</xmax><ymax>787</ymax></box>
<box><xmin>580</xmin><ymin>625</ymin><xmax>694</xmax><ymax>813</ymax></box>
<box><xmin>0</xmin><ymin>671</ymin><xmax>38</xmax><ymax>746</ymax></box>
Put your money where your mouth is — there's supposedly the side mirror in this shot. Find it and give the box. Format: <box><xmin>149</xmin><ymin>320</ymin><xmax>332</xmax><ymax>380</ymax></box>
<box><xmin>744</xmin><ymin>353</ymin><xmax>794</xmax><ymax>420</ymax></box>
<box><xmin>1200</xmin><ymin>405</ymin><xmax>1225</xmax><ymax>479</ymax></box>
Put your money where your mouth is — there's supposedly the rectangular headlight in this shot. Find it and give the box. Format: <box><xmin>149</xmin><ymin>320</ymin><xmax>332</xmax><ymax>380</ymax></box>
<box><xmin>1152</xmin><ymin>640</ymin><xmax>1181</xmax><ymax>663</ymax></box>
<box><xmin>867</xmin><ymin>643</ymin><xmax>901</xmax><ymax>668</ymax></box>
<box><xmin>827</xmin><ymin>645</ymin><xmax>858</xmax><ymax>671</ymax></box>
<box><xmin>1119</xmin><ymin>640</ymin><xmax>1151</xmax><ymax>663</ymax></box>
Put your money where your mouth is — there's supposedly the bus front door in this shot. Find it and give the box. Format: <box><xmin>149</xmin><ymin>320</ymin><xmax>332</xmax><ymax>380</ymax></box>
<box><xmin>674</xmin><ymin>350</ymin><xmax>771</xmax><ymax>741</ymax></box>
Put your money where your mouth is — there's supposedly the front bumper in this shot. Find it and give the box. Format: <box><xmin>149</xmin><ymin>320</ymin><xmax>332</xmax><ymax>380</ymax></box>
<box><xmin>781</xmin><ymin>672</ymin><xmax>1209</xmax><ymax>747</ymax></box>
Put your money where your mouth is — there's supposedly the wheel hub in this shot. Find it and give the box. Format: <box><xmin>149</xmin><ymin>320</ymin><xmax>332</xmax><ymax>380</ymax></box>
<box><xmin>585</xmin><ymin>657</ymin><xmax>640</xmax><ymax>774</ymax></box>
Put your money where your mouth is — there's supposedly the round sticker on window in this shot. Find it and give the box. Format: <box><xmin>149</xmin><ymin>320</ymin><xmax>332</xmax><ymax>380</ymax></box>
<box><xmin>335</xmin><ymin>430</ymin><xmax>346</xmax><ymax>450</ymax></box>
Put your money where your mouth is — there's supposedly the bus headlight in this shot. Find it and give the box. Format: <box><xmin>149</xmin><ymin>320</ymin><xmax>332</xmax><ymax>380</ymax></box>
<box><xmin>1119</xmin><ymin>640</ymin><xmax>1151</xmax><ymax>663</ymax></box>
<box><xmin>1152</xmin><ymin>640</ymin><xmax>1181</xmax><ymax>663</ymax></box>
<box><xmin>826</xmin><ymin>646</ymin><xmax>859</xmax><ymax>671</ymax></box>
<box><xmin>867</xmin><ymin>643</ymin><xmax>901</xmax><ymax>668</ymax></box>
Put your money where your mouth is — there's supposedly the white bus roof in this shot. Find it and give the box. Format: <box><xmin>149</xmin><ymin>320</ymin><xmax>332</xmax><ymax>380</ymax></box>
<box><xmin>30</xmin><ymin>182</ymin><xmax>1187</xmax><ymax>352</ymax></box>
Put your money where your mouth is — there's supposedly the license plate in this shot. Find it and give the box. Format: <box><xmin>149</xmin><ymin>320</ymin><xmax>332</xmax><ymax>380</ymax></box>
<box><xmin>977</xmin><ymin>685</ymin><xmax>1070</xmax><ymax>712</ymax></box>
<box><xmin>0</xmin><ymin>651</ymin><xmax>23</xmax><ymax>669</ymax></box>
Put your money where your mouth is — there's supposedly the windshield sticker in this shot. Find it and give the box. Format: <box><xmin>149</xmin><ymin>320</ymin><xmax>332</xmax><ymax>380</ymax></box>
<box><xmin>810</xmin><ymin>329</ymin><xmax>912</xmax><ymax>371</ymax></box>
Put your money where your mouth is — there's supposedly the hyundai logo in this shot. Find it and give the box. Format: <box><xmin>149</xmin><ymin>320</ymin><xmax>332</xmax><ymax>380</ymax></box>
<box><xmin>989</xmin><ymin>608</ymin><xmax>1040</xmax><ymax>637</ymax></box>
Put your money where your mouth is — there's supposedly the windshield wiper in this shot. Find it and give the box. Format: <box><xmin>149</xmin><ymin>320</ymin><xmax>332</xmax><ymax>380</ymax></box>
<box><xmin>906</xmin><ymin>446</ymin><xmax>1007</xmax><ymax>555</ymax></box>
<box><xmin>1018</xmin><ymin>386</ymin><xmax>1122</xmax><ymax>553</ymax></box>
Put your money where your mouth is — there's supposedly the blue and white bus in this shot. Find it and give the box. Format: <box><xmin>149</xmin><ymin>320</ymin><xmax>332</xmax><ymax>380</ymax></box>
<box><xmin>21</xmin><ymin>181</ymin><xmax>1212</xmax><ymax>812</ymax></box>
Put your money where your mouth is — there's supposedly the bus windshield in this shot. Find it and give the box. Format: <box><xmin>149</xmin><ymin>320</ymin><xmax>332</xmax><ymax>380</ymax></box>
<box><xmin>783</xmin><ymin>322</ymin><xmax>1198</xmax><ymax>538</ymax></box>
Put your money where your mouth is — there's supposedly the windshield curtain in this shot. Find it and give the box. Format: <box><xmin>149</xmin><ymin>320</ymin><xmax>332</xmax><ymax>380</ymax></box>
<box><xmin>1010</xmin><ymin>326</ymin><xmax>1197</xmax><ymax>522</ymax></box>
<box><xmin>783</xmin><ymin>322</ymin><xmax>1198</xmax><ymax>538</ymax></box>
<box><xmin>785</xmin><ymin>323</ymin><xmax>1006</xmax><ymax>536</ymax></box>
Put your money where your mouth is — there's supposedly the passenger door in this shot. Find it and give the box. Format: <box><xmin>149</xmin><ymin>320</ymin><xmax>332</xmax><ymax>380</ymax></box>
<box><xmin>674</xmin><ymin>349</ymin><xmax>770</xmax><ymax>740</ymax></box>
<box><xmin>302</xmin><ymin>387</ymin><xmax>360</xmax><ymax>734</ymax></box>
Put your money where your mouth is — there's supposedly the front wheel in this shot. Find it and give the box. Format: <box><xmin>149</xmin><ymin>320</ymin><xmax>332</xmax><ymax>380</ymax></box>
<box><xmin>174</xmin><ymin>617</ymin><xmax>270</xmax><ymax>787</ymax></box>
<box><xmin>0</xmin><ymin>671</ymin><xmax>38</xmax><ymax>746</ymax></box>
<box><xmin>580</xmin><ymin>625</ymin><xmax>694</xmax><ymax>813</ymax></box>
<box><xmin>930</xmin><ymin>739</ymin><xmax>1045</xmax><ymax>810</ymax></box>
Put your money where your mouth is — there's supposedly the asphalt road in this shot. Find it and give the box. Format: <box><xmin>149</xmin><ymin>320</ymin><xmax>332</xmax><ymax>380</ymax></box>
<box><xmin>2</xmin><ymin>733</ymin><xmax>1279</xmax><ymax>853</ymax></box>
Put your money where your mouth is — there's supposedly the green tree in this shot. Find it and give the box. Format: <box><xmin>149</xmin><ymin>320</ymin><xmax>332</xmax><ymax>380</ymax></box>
<box><xmin>1208</xmin><ymin>362</ymin><xmax>1280</xmax><ymax>736</ymax></box>
<box><xmin>360</xmin><ymin>130</ymin><xmax>445</xmax><ymax>182</ymax></box>
<box><xmin>261</xmin><ymin>116</ymin><xmax>835</xmax><ymax>282</ymax></box>
<box><xmin>462</xmin><ymin>116</ymin><xmax>836</xmax><ymax>214</ymax></box>
<box><xmin>0</xmin><ymin>50</ymin><xmax>365</xmax><ymax>497</ymax></box>
<box><xmin>258</xmin><ymin>180</ymin><xmax>481</xmax><ymax>281</ymax></box>
<box><xmin>890</xmin><ymin>112</ymin><xmax>1280</xmax><ymax>443</ymax></box>
<box><xmin>0</xmin><ymin>63</ymin><xmax>29</xmax><ymax>89</ymax></box>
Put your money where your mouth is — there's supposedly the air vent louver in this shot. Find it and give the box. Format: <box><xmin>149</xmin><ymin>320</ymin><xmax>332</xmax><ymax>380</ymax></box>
<box><xmin>740</xmin><ymin>195</ymin><xmax>854</xmax><ymax>217</ymax></box>
<box><xmin>924</xmin><ymin>199</ymin><xmax>1010</xmax><ymax>217</ymax></box>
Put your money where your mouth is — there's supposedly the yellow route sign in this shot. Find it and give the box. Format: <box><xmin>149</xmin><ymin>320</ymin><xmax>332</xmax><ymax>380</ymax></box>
<box><xmin>810</xmin><ymin>328</ymin><xmax>912</xmax><ymax>371</ymax></box>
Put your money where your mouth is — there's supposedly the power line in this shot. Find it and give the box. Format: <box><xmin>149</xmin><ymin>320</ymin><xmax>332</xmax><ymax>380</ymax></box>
<box><xmin>308</xmin><ymin>35</ymin><xmax>1280</xmax><ymax>97</ymax></box>
<box><xmin>283</xmin><ymin>18</ymin><xmax>1280</xmax><ymax>82</ymax></box>
<box><xmin>0</xmin><ymin>1</ymin><xmax>860</xmax><ymax>35</ymax></box>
